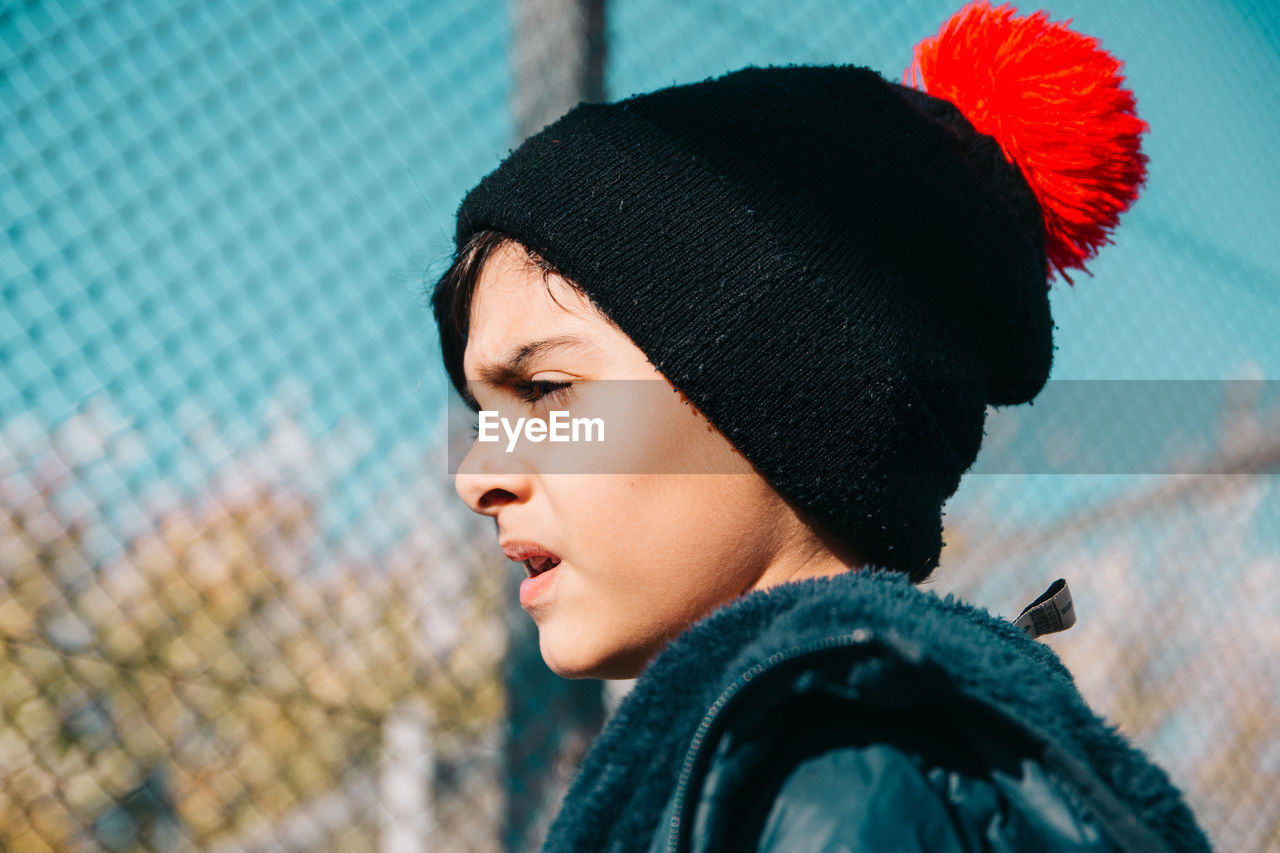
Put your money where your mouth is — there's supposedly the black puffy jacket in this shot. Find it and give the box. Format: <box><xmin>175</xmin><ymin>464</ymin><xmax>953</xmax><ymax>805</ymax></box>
<box><xmin>540</xmin><ymin>570</ymin><xmax>1211</xmax><ymax>852</ymax></box>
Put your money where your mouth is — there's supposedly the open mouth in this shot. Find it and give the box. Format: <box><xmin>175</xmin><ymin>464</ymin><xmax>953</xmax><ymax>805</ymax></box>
<box><xmin>501</xmin><ymin>541</ymin><xmax>563</xmax><ymax>579</ymax></box>
<box><xmin>523</xmin><ymin>555</ymin><xmax>562</xmax><ymax>577</ymax></box>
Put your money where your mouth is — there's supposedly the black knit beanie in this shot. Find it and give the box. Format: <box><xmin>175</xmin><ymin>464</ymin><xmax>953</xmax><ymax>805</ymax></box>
<box><xmin>434</xmin><ymin>7</ymin><xmax>1147</xmax><ymax>582</ymax></box>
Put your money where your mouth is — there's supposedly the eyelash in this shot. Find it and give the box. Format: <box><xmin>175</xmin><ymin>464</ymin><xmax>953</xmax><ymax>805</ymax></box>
<box><xmin>513</xmin><ymin>379</ymin><xmax>574</xmax><ymax>405</ymax></box>
<box><xmin>468</xmin><ymin>380</ymin><xmax>575</xmax><ymax>435</ymax></box>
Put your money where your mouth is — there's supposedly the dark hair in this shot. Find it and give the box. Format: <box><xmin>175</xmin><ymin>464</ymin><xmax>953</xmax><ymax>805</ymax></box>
<box><xmin>431</xmin><ymin>230</ymin><xmax>616</xmax><ymax>410</ymax></box>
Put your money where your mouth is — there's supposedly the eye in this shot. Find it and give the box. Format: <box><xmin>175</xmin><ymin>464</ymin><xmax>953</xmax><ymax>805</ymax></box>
<box><xmin>513</xmin><ymin>378</ymin><xmax>574</xmax><ymax>406</ymax></box>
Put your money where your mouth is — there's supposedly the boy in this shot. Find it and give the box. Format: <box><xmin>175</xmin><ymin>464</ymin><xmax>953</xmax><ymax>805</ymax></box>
<box><xmin>432</xmin><ymin>3</ymin><xmax>1210</xmax><ymax>849</ymax></box>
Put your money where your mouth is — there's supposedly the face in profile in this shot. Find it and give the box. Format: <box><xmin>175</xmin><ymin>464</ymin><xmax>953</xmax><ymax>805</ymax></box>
<box><xmin>454</xmin><ymin>242</ymin><xmax>856</xmax><ymax>679</ymax></box>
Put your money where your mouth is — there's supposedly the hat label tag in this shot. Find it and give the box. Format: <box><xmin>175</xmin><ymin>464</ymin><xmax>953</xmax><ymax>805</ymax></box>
<box><xmin>1014</xmin><ymin>578</ymin><xmax>1076</xmax><ymax>638</ymax></box>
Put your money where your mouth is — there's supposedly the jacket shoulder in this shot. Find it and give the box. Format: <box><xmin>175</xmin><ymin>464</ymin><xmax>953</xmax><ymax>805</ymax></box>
<box><xmin>661</xmin><ymin>624</ymin><xmax>1195</xmax><ymax>853</ymax></box>
<box><xmin>592</xmin><ymin>571</ymin><xmax>1210</xmax><ymax>853</ymax></box>
<box><xmin>660</xmin><ymin>589</ymin><xmax>1208</xmax><ymax>845</ymax></box>
<box><xmin>730</xmin><ymin>693</ymin><xmax>1123</xmax><ymax>852</ymax></box>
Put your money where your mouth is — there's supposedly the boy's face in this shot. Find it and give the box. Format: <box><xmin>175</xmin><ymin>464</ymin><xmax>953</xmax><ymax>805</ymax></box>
<box><xmin>455</xmin><ymin>242</ymin><xmax>852</xmax><ymax>679</ymax></box>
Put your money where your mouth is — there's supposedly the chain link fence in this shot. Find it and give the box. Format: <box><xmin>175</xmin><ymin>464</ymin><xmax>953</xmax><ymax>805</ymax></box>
<box><xmin>3</xmin><ymin>0</ymin><xmax>1278</xmax><ymax>850</ymax></box>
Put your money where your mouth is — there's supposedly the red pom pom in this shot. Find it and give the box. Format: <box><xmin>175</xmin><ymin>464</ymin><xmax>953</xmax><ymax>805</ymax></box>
<box><xmin>906</xmin><ymin>1</ymin><xmax>1149</xmax><ymax>283</ymax></box>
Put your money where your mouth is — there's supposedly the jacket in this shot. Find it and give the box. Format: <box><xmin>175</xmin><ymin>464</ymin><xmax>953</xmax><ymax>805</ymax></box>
<box><xmin>539</xmin><ymin>569</ymin><xmax>1211</xmax><ymax>852</ymax></box>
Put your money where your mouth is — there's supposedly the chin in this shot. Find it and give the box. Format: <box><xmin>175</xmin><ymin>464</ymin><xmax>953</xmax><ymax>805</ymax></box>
<box><xmin>539</xmin><ymin>635</ymin><xmax>647</xmax><ymax>681</ymax></box>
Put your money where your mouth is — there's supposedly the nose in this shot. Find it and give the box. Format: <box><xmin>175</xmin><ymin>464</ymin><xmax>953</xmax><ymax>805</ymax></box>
<box><xmin>454</xmin><ymin>438</ymin><xmax>534</xmax><ymax>517</ymax></box>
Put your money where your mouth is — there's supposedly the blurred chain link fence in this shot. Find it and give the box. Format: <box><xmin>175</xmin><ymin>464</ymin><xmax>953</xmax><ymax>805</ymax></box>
<box><xmin>3</xmin><ymin>0</ymin><xmax>1278</xmax><ymax>851</ymax></box>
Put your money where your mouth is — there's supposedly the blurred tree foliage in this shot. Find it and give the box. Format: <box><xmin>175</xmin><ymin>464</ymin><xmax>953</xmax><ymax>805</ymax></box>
<box><xmin>1</xmin><ymin>478</ymin><xmax>502</xmax><ymax>851</ymax></box>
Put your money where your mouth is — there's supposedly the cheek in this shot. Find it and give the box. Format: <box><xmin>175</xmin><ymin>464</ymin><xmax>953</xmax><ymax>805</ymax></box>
<box><xmin>541</xmin><ymin>383</ymin><xmax>787</xmax><ymax>640</ymax></box>
<box><xmin>565</xmin><ymin>474</ymin><xmax>780</xmax><ymax>605</ymax></box>
<box><xmin>556</xmin><ymin>386</ymin><xmax>781</xmax><ymax>591</ymax></box>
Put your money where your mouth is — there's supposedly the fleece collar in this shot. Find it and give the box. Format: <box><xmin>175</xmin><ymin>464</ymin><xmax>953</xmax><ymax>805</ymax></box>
<box><xmin>539</xmin><ymin>569</ymin><xmax>1207</xmax><ymax>853</ymax></box>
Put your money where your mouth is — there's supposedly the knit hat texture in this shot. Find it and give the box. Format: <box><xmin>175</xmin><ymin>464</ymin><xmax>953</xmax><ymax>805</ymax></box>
<box><xmin>440</xmin><ymin>64</ymin><xmax>1055</xmax><ymax>581</ymax></box>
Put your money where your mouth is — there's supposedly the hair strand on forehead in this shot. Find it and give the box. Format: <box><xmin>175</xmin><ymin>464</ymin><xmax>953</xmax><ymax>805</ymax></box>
<box><xmin>430</xmin><ymin>229</ymin><xmax>611</xmax><ymax>409</ymax></box>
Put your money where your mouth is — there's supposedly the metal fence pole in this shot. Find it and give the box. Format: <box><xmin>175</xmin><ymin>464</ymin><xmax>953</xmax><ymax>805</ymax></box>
<box><xmin>380</xmin><ymin>703</ymin><xmax>433</xmax><ymax>853</ymax></box>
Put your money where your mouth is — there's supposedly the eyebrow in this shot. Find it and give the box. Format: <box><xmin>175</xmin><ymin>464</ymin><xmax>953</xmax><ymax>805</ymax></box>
<box><xmin>464</xmin><ymin>334</ymin><xmax>597</xmax><ymax>406</ymax></box>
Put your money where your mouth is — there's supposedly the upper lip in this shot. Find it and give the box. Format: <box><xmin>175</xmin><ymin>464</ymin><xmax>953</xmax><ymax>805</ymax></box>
<box><xmin>499</xmin><ymin>540</ymin><xmax>563</xmax><ymax>576</ymax></box>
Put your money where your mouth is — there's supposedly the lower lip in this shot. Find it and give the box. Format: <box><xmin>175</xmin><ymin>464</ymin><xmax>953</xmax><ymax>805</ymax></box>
<box><xmin>519</xmin><ymin>565</ymin><xmax>560</xmax><ymax>608</ymax></box>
